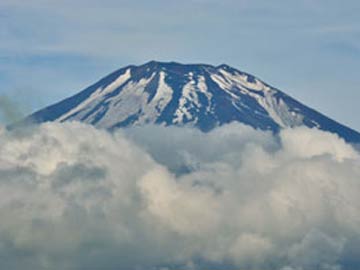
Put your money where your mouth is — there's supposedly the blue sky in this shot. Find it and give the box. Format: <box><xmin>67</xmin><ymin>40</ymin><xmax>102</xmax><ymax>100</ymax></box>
<box><xmin>1</xmin><ymin>0</ymin><xmax>360</xmax><ymax>130</ymax></box>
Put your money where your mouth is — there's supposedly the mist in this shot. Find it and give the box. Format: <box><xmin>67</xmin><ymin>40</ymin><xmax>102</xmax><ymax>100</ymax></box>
<box><xmin>0</xmin><ymin>95</ymin><xmax>24</xmax><ymax>125</ymax></box>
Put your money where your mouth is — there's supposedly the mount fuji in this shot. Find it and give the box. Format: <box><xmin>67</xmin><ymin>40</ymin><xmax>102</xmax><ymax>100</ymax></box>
<box><xmin>25</xmin><ymin>61</ymin><xmax>360</xmax><ymax>143</ymax></box>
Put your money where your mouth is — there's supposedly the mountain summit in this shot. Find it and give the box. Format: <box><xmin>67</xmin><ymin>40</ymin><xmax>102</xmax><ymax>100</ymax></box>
<box><xmin>27</xmin><ymin>61</ymin><xmax>360</xmax><ymax>142</ymax></box>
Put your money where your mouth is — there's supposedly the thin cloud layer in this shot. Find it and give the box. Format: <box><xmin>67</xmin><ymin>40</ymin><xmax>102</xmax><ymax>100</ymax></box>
<box><xmin>0</xmin><ymin>122</ymin><xmax>359</xmax><ymax>269</ymax></box>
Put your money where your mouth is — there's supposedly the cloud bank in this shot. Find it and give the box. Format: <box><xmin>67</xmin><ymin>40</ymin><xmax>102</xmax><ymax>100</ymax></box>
<box><xmin>0</xmin><ymin>122</ymin><xmax>359</xmax><ymax>269</ymax></box>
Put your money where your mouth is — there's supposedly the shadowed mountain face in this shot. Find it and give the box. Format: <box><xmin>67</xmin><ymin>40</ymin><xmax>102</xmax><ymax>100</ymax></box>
<box><xmin>26</xmin><ymin>61</ymin><xmax>360</xmax><ymax>142</ymax></box>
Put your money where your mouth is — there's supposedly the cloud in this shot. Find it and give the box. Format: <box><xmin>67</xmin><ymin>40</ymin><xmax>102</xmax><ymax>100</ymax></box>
<box><xmin>0</xmin><ymin>122</ymin><xmax>359</xmax><ymax>269</ymax></box>
<box><xmin>0</xmin><ymin>95</ymin><xmax>24</xmax><ymax>124</ymax></box>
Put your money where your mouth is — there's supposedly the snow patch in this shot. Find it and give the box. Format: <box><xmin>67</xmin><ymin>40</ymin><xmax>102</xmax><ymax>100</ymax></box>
<box><xmin>56</xmin><ymin>69</ymin><xmax>131</xmax><ymax>122</ymax></box>
<box><xmin>173</xmin><ymin>79</ymin><xmax>196</xmax><ymax>124</ymax></box>
<box><xmin>137</xmin><ymin>71</ymin><xmax>173</xmax><ymax>124</ymax></box>
<box><xmin>219</xmin><ymin>69</ymin><xmax>266</xmax><ymax>91</ymax></box>
<box><xmin>100</xmin><ymin>68</ymin><xmax>131</xmax><ymax>96</ymax></box>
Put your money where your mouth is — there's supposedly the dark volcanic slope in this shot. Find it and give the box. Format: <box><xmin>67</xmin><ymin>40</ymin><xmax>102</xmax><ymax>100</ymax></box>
<box><xmin>27</xmin><ymin>61</ymin><xmax>360</xmax><ymax>143</ymax></box>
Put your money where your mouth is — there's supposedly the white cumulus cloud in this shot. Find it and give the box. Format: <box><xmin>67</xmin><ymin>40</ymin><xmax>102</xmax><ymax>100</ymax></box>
<box><xmin>0</xmin><ymin>122</ymin><xmax>359</xmax><ymax>270</ymax></box>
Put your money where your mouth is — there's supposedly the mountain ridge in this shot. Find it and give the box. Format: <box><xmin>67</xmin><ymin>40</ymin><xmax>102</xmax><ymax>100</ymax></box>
<box><xmin>23</xmin><ymin>61</ymin><xmax>360</xmax><ymax>143</ymax></box>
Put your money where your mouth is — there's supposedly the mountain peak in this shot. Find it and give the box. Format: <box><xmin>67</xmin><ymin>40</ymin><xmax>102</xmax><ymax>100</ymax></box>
<box><xmin>24</xmin><ymin>62</ymin><xmax>360</xmax><ymax>142</ymax></box>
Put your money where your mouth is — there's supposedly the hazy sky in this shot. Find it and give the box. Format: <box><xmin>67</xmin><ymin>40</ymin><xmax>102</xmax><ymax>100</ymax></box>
<box><xmin>1</xmin><ymin>0</ymin><xmax>359</xmax><ymax>130</ymax></box>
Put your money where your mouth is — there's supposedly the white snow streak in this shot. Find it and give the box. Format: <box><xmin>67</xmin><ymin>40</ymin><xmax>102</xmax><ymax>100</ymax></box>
<box><xmin>56</xmin><ymin>69</ymin><xmax>131</xmax><ymax>122</ymax></box>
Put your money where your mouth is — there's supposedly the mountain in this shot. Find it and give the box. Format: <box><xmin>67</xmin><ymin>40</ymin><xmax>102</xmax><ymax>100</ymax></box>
<box><xmin>25</xmin><ymin>61</ymin><xmax>360</xmax><ymax>142</ymax></box>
